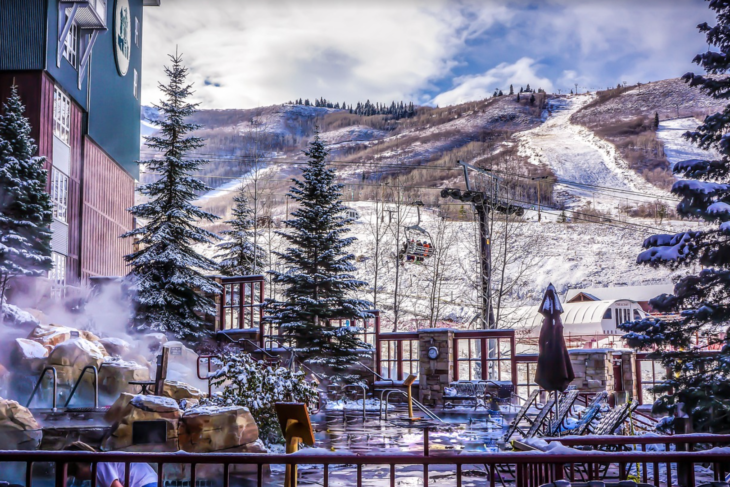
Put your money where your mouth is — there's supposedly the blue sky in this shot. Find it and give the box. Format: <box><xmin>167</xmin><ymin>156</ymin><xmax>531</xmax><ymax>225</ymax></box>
<box><xmin>142</xmin><ymin>0</ymin><xmax>711</xmax><ymax>109</ymax></box>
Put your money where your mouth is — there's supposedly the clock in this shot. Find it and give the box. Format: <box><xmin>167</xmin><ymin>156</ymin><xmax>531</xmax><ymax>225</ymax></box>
<box><xmin>427</xmin><ymin>346</ymin><xmax>440</xmax><ymax>360</ymax></box>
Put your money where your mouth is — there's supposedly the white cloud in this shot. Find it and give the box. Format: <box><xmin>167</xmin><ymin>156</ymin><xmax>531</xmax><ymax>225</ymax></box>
<box><xmin>141</xmin><ymin>0</ymin><xmax>514</xmax><ymax>109</ymax></box>
<box><xmin>431</xmin><ymin>57</ymin><xmax>554</xmax><ymax>106</ymax></box>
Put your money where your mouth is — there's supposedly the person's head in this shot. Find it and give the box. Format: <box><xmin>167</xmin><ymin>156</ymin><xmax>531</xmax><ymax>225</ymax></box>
<box><xmin>65</xmin><ymin>442</ymin><xmax>97</xmax><ymax>483</ymax></box>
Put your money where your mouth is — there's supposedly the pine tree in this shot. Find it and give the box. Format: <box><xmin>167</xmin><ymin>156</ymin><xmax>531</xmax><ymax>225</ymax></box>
<box><xmin>215</xmin><ymin>186</ymin><xmax>266</xmax><ymax>276</ymax></box>
<box><xmin>0</xmin><ymin>85</ymin><xmax>54</xmax><ymax>304</ymax></box>
<box><xmin>529</xmin><ymin>93</ymin><xmax>536</xmax><ymax>105</ymax></box>
<box><xmin>267</xmin><ymin>132</ymin><xmax>371</xmax><ymax>382</ymax></box>
<box><xmin>123</xmin><ymin>52</ymin><xmax>221</xmax><ymax>342</ymax></box>
<box><xmin>557</xmin><ymin>210</ymin><xmax>567</xmax><ymax>223</ymax></box>
<box><xmin>654</xmin><ymin>112</ymin><xmax>660</xmax><ymax>131</ymax></box>
<box><xmin>621</xmin><ymin>1</ymin><xmax>730</xmax><ymax>433</ymax></box>
<box><xmin>516</xmin><ymin>93</ymin><xmax>521</xmax><ymax>102</ymax></box>
<box><xmin>509</xmin><ymin>84</ymin><xmax>514</xmax><ymax>95</ymax></box>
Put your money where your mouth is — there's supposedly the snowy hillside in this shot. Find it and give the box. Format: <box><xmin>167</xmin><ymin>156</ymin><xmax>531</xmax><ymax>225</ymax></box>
<box><xmin>656</xmin><ymin>117</ymin><xmax>721</xmax><ymax>168</ymax></box>
<box><xmin>515</xmin><ymin>95</ymin><xmax>668</xmax><ymax>210</ymax></box>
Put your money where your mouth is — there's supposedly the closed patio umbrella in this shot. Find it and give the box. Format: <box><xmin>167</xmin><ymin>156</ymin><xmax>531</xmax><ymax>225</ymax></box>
<box><xmin>535</xmin><ymin>283</ymin><xmax>575</xmax><ymax>393</ymax></box>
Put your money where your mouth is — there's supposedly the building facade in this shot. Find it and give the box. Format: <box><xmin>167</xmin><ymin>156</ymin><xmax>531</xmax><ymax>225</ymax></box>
<box><xmin>0</xmin><ymin>0</ymin><xmax>160</xmax><ymax>286</ymax></box>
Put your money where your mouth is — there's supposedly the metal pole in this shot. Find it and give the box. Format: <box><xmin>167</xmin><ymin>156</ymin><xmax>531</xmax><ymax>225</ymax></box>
<box><xmin>476</xmin><ymin>205</ymin><xmax>494</xmax><ymax>329</ymax></box>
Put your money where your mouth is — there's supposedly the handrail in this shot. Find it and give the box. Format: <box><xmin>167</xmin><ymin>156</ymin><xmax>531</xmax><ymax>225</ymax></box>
<box><xmin>341</xmin><ymin>384</ymin><xmax>368</xmax><ymax>419</ymax></box>
<box><xmin>357</xmin><ymin>361</ymin><xmax>389</xmax><ymax>381</ymax></box>
<box><xmin>383</xmin><ymin>389</ymin><xmax>444</xmax><ymax>423</ymax></box>
<box><xmin>64</xmin><ymin>366</ymin><xmax>99</xmax><ymax>409</ymax></box>
<box><xmin>217</xmin><ymin>332</ymin><xmax>280</xmax><ymax>360</ymax></box>
<box><xmin>26</xmin><ymin>367</ymin><xmax>58</xmax><ymax>411</ymax></box>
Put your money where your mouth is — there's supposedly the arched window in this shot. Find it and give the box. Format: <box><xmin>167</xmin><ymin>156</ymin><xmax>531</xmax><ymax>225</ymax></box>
<box><xmin>603</xmin><ymin>308</ymin><xmax>612</xmax><ymax>320</ymax></box>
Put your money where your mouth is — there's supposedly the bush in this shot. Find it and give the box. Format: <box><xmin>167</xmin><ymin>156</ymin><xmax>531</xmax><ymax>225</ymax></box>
<box><xmin>207</xmin><ymin>352</ymin><xmax>320</xmax><ymax>444</ymax></box>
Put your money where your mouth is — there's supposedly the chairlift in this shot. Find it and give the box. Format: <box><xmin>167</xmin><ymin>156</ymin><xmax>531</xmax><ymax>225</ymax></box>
<box><xmin>399</xmin><ymin>201</ymin><xmax>435</xmax><ymax>263</ymax></box>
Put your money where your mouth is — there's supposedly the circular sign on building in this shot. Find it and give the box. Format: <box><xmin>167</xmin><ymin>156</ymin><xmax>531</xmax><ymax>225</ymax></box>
<box><xmin>114</xmin><ymin>0</ymin><xmax>132</xmax><ymax>76</ymax></box>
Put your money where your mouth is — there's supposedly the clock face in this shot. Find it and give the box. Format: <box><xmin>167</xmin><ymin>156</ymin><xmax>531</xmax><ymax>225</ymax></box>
<box><xmin>427</xmin><ymin>346</ymin><xmax>439</xmax><ymax>360</ymax></box>
<box><xmin>114</xmin><ymin>0</ymin><xmax>132</xmax><ymax>76</ymax></box>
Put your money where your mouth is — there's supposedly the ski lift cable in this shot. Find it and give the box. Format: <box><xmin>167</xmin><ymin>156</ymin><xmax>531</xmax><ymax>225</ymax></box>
<box><xmin>170</xmin><ymin>153</ymin><xmax>681</xmax><ymax>203</ymax></box>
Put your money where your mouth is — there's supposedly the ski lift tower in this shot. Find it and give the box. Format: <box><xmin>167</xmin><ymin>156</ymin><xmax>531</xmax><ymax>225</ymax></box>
<box><xmin>440</xmin><ymin>160</ymin><xmax>525</xmax><ymax>329</ymax></box>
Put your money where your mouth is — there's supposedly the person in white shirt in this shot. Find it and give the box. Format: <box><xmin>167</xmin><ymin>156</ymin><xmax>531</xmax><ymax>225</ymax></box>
<box><xmin>66</xmin><ymin>443</ymin><xmax>158</xmax><ymax>487</ymax></box>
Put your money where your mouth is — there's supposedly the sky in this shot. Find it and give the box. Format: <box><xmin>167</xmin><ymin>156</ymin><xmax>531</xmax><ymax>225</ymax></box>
<box><xmin>141</xmin><ymin>0</ymin><xmax>712</xmax><ymax>109</ymax></box>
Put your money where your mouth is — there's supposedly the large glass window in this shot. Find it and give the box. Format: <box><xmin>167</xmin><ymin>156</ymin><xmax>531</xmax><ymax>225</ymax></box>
<box><xmin>51</xmin><ymin>169</ymin><xmax>69</xmax><ymax>223</ymax></box>
<box><xmin>53</xmin><ymin>87</ymin><xmax>71</xmax><ymax>144</ymax></box>
<box><xmin>62</xmin><ymin>18</ymin><xmax>78</xmax><ymax>68</ymax></box>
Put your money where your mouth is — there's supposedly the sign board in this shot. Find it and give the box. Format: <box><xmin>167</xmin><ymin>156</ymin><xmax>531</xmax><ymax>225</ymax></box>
<box><xmin>169</xmin><ymin>346</ymin><xmax>182</xmax><ymax>356</ymax></box>
<box><xmin>70</xmin><ymin>331</ymin><xmax>80</xmax><ymax>338</ymax></box>
<box><xmin>275</xmin><ymin>402</ymin><xmax>315</xmax><ymax>446</ymax></box>
<box><xmin>114</xmin><ymin>0</ymin><xmax>132</xmax><ymax>76</ymax></box>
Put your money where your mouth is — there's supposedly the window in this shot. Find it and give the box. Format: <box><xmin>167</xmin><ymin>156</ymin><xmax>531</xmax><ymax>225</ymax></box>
<box><xmin>63</xmin><ymin>18</ymin><xmax>78</xmax><ymax>68</ymax></box>
<box><xmin>603</xmin><ymin>308</ymin><xmax>612</xmax><ymax>320</ymax></box>
<box><xmin>633</xmin><ymin>309</ymin><xmax>642</xmax><ymax>320</ymax></box>
<box><xmin>50</xmin><ymin>252</ymin><xmax>66</xmax><ymax>298</ymax></box>
<box><xmin>133</xmin><ymin>69</ymin><xmax>139</xmax><ymax>99</ymax></box>
<box><xmin>53</xmin><ymin>86</ymin><xmax>71</xmax><ymax>144</ymax></box>
<box><xmin>51</xmin><ymin>169</ymin><xmax>69</xmax><ymax>223</ymax></box>
<box><xmin>135</xmin><ymin>17</ymin><xmax>140</xmax><ymax>46</ymax></box>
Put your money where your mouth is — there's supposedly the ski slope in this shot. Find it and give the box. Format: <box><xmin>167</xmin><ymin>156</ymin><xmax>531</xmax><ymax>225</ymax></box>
<box><xmin>656</xmin><ymin>117</ymin><xmax>720</xmax><ymax>168</ymax></box>
<box><xmin>516</xmin><ymin>95</ymin><xmax>668</xmax><ymax>210</ymax></box>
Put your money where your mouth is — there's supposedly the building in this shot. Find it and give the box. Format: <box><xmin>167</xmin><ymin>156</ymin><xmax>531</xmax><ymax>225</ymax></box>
<box><xmin>0</xmin><ymin>0</ymin><xmax>160</xmax><ymax>288</ymax></box>
<box><xmin>507</xmin><ymin>299</ymin><xmax>648</xmax><ymax>350</ymax></box>
<box><xmin>564</xmin><ymin>283</ymin><xmax>674</xmax><ymax>313</ymax></box>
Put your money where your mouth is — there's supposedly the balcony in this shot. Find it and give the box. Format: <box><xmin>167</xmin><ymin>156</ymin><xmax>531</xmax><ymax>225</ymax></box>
<box><xmin>62</xmin><ymin>0</ymin><xmax>107</xmax><ymax>30</ymax></box>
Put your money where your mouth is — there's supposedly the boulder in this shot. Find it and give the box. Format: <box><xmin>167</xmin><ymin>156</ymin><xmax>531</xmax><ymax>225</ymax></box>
<box><xmin>103</xmin><ymin>394</ymin><xmax>181</xmax><ymax>452</ymax></box>
<box><xmin>100</xmin><ymin>358</ymin><xmax>151</xmax><ymax>396</ymax></box>
<box><xmin>142</xmin><ymin>333</ymin><xmax>167</xmax><ymax>356</ymax></box>
<box><xmin>46</xmin><ymin>338</ymin><xmax>106</xmax><ymax>387</ymax></box>
<box><xmin>28</xmin><ymin>324</ymin><xmax>101</xmax><ymax>350</ymax></box>
<box><xmin>98</xmin><ymin>337</ymin><xmax>130</xmax><ymax>357</ymax></box>
<box><xmin>0</xmin><ymin>398</ymin><xmax>42</xmax><ymax>450</ymax></box>
<box><xmin>12</xmin><ymin>338</ymin><xmax>48</xmax><ymax>373</ymax></box>
<box><xmin>162</xmin><ymin>380</ymin><xmax>204</xmax><ymax>401</ymax></box>
<box><xmin>178</xmin><ymin>405</ymin><xmax>258</xmax><ymax>453</ymax></box>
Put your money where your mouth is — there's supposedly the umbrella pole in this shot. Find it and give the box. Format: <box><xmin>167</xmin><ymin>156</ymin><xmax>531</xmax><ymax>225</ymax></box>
<box><xmin>554</xmin><ymin>391</ymin><xmax>560</xmax><ymax>437</ymax></box>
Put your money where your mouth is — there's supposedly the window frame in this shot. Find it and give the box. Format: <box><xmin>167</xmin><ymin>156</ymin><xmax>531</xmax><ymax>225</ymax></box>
<box><xmin>50</xmin><ymin>168</ymin><xmax>69</xmax><ymax>223</ymax></box>
<box><xmin>53</xmin><ymin>86</ymin><xmax>71</xmax><ymax>145</ymax></box>
<box><xmin>62</xmin><ymin>17</ymin><xmax>78</xmax><ymax>69</ymax></box>
<box><xmin>133</xmin><ymin>69</ymin><xmax>139</xmax><ymax>99</ymax></box>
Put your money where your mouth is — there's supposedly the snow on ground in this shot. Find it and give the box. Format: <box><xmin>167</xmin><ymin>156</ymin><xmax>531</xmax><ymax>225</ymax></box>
<box><xmin>656</xmin><ymin>117</ymin><xmax>720</xmax><ymax>168</ymax></box>
<box><xmin>324</xmin><ymin>398</ymin><xmax>393</xmax><ymax>411</ymax></box>
<box><xmin>516</xmin><ymin>95</ymin><xmax>669</xmax><ymax>211</ymax></box>
<box><xmin>345</xmin><ymin>201</ymin><xmax>680</xmax><ymax>329</ymax></box>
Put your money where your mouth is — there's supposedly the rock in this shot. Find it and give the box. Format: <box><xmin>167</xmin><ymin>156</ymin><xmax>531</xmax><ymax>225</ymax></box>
<box><xmin>0</xmin><ymin>398</ymin><xmax>40</xmax><ymax>431</ymax></box>
<box><xmin>0</xmin><ymin>398</ymin><xmax>42</xmax><ymax>450</ymax></box>
<box><xmin>178</xmin><ymin>405</ymin><xmax>258</xmax><ymax>453</ymax></box>
<box><xmin>100</xmin><ymin>358</ymin><xmax>150</xmax><ymax>396</ymax></box>
<box><xmin>12</xmin><ymin>338</ymin><xmax>48</xmax><ymax>373</ymax></box>
<box><xmin>142</xmin><ymin>333</ymin><xmax>167</xmax><ymax>355</ymax></box>
<box><xmin>46</xmin><ymin>338</ymin><xmax>106</xmax><ymax>387</ymax></box>
<box><xmin>1</xmin><ymin>303</ymin><xmax>40</xmax><ymax>329</ymax></box>
<box><xmin>162</xmin><ymin>380</ymin><xmax>204</xmax><ymax>401</ymax></box>
<box><xmin>103</xmin><ymin>394</ymin><xmax>181</xmax><ymax>452</ymax></box>
<box><xmin>27</xmin><ymin>324</ymin><xmax>101</xmax><ymax>350</ymax></box>
<box><xmin>23</xmin><ymin>308</ymin><xmax>49</xmax><ymax>325</ymax></box>
<box><xmin>98</xmin><ymin>337</ymin><xmax>130</xmax><ymax>357</ymax></box>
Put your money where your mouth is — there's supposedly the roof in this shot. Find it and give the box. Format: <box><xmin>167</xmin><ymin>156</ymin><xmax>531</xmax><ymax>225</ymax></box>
<box><xmin>564</xmin><ymin>284</ymin><xmax>674</xmax><ymax>303</ymax></box>
<box><xmin>505</xmin><ymin>299</ymin><xmax>645</xmax><ymax>337</ymax></box>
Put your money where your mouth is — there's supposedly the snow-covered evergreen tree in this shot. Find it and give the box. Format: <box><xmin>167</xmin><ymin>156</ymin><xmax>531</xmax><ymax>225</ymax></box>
<box><xmin>267</xmin><ymin>132</ymin><xmax>371</xmax><ymax>381</ymax></box>
<box><xmin>621</xmin><ymin>1</ymin><xmax>730</xmax><ymax>433</ymax></box>
<box><xmin>123</xmin><ymin>52</ymin><xmax>221</xmax><ymax>342</ymax></box>
<box><xmin>0</xmin><ymin>85</ymin><xmax>53</xmax><ymax>305</ymax></box>
<box><xmin>214</xmin><ymin>186</ymin><xmax>265</xmax><ymax>276</ymax></box>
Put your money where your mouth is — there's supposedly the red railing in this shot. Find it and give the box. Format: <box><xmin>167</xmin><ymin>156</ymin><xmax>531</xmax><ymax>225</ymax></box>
<box><xmin>2</xmin><ymin>447</ymin><xmax>730</xmax><ymax>487</ymax></box>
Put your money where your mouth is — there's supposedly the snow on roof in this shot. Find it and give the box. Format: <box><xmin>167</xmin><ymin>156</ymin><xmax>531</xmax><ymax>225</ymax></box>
<box><xmin>505</xmin><ymin>299</ymin><xmax>645</xmax><ymax>337</ymax></box>
<box><xmin>564</xmin><ymin>284</ymin><xmax>673</xmax><ymax>303</ymax></box>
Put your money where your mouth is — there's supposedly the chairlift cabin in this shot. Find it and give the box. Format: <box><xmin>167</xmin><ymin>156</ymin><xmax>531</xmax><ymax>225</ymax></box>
<box><xmin>399</xmin><ymin>201</ymin><xmax>435</xmax><ymax>263</ymax></box>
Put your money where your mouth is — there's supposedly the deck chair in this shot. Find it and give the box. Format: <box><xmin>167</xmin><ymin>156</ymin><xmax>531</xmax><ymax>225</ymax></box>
<box><xmin>591</xmin><ymin>401</ymin><xmax>638</xmax><ymax>436</ymax></box>
<box><xmin>574</xmin><ymin>391</ymin><xmax>609</xmax><ymax>435</ymax></box>
<box><xmin>546</xmin><ymin>389</ymin><xmax>580</xmax><ymax>436</ymax></box>
<box><xmin>523</xmin><ymin>393</ymin><xmax>559</xmax><ymax>438</ymax></box>
<box><xmin>501</xmin><ymin>390</ymin><xmax>540</xmax><ymax>442</ymax></box>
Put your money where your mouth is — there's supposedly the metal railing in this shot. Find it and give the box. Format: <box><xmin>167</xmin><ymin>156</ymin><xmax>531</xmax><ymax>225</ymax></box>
<box><xmin>2</xmin><ymin>446</ymin><xmax>730</xmax><ymax>487</ymax></box>
<box><xmin>25</xmin><ymin>366</ymin><xmax>58</xmax><ymax>411</ymax></box>
<box><xmin>381</xmin><ymin>389</ymin><xmax>444</xmax><ymax>422</ymax></box>
<box><xmin>64</xmin><ymin>365</ymin><xmax>99</xmax><ymax>409</ymax></box>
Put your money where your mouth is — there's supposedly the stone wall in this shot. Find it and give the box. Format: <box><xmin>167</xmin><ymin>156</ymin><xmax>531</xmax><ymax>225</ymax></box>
<box><xmin>568</xmin><ymin>349</ymin><xmax>614</xmax><ymax>393</ymax></box>
<box><xmin>418</xmin><ymin>330</ymin><xmax>454</xmax><ymax>406</ymax></box>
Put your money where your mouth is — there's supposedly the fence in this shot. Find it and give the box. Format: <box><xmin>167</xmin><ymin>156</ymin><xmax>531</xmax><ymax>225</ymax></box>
<box><xmin>2</xmin><ymin>445</ymin><xmax>730</xmax><ymax>487</ymax></box>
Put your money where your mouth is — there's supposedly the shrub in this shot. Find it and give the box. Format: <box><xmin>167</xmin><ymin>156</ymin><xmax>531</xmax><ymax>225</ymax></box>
<box><xmin>207</xmin><ymin>351</ymin><xmax>320</xmax><ymax>444</ymax></box>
